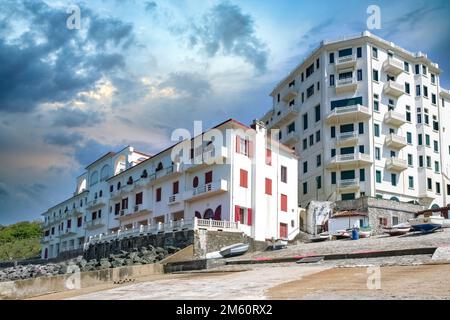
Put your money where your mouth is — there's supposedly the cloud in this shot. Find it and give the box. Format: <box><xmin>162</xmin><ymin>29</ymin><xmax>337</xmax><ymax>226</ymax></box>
<box><xmin>188</xmin><ymin>1</ymin><xmax>268</xmax><ymax>73</ymax></box>
<box><xmin>52</xmin><ymin>107</ymin><xmax>103</xmax><ymax>128</ymax></box>
<box><xmin>0</xmin><ymin>182</ymin><xmax>8</xmax><ymax>198</ymax></box>
<box><xmin>145</xmin><ymin>1</ymin><xmax>157</xmax><ymax>12</ymax></box>
<box><xmin>43</xmin><ymin>131</ymin><xmax>84</xmax><ymax>146</ymax></box>
<box><xmin>0</xmin><ymin>0</ymin><xmax>135</xmax><ymax>113</ymax></box>
<box><xmin>158</xmin><ymin>72</ymin><xmax>212</xmax><ymax>98</ymax></box>
<box><xmin>74</xmin><ymin>139</ymin><xmax>121</xmax><ymax>167</ymax></box>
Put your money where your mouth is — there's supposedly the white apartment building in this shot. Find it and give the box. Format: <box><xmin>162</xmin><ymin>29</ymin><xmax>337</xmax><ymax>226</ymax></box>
<box><xmin>41</xmin><ymin>119</ymin><xmax>299</xmax><ymax>259</ymax></box>
<box><xmin>261</xmin><ymin>31</ymin><xmax>450</xmax><ymax>209</ymax></box>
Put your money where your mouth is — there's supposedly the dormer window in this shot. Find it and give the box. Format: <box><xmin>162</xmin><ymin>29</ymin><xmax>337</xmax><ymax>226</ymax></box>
<box><xmin>117</xmin><ymin>182</ymin><xmax>121</xmax><ymax>190</ymax></box>
<box><xmin>141</xmin><ymin>169</ymin><xmax>148</xmax><ymax>178</ymax></box>
<box><xmin>156</xmin><ymin>162</ymin><xmax>164</xmax><ymax>172</ymax></box>
<box><xmin>127</xmin><ymin>176</ymin><xmax>133</xmax><ymax>185</ymax></box>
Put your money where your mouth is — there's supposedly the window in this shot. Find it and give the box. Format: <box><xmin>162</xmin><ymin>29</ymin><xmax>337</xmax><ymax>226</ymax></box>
<box><xmin>77</xmin><ymin>217</ymin><xmax>82</xmax><ymax>227</ymax></box>
<box><xmin>301</xmin><ymin>73</ymin><xmax>304</xmax><ymax>82</ymax></box>
<box><xmin>434</xmin><ymin>140</ymin><xmax>439</xmax><ymax>152</ymax></box>
<box><xmin>408</xmin><ymin>176</ymin><xmax>414</xmax><ymax>189</ymax></box>
<box><xmin>317</xmin><ymin>154</ymin><xmax>321</xmax><ymax>167</ymax></box>
<box><xmin>235</xmin><ymin>136</ymin><xmax>251</xmax><ymax>157</ymax></box>
<box><xmin>309</xmin><ymin>134</ymin><xmax>314</xmax><ymax>146</ymax></box>
<box><xmin>425</xmin><ymin>134</ymin><xmax>430</xmax><ymax>146</ymax></box>
<box><xmin>426</xmin><ymin>156</ymin><xmax>431</xmax><ymax>168</ymax></box>
<box><xmin>433</xmin><ymin>120</ymin><xmax>439</xmax><ymax>131</ymax></box>
<box><xmin>306</xmin><ymin>63</ymin><xmax>314</xmax><ymax>78</ymax></box>
<box><xmin>114</xmin><ymin>203</ymin><xmax>120</xmax><ymax>215</ymax></box>
<box><xmin>205</xmin><ymin>171</ymin><xmax>213</xmax><ymax>184</ymax></box>
<box><xmin>277</xmin><ymin>93</ymin><xmax>280</xmax><ymax>103</ymax></box>
<box><xmin>287</xmin><ymin>121</ymin><xmax>295</xmax><ymax>133</ymax></box>
<box><xmin>357</xmin><ymin>47</ymin><xmax>362</xmax><ymax>58</ymax></box>
<box><xmin>265</xmin><ymin>178</ymin><xmax>272</xmax><ymax>195</ymax></box>
<box><xmin>427</xmin><ymin>178</ymin><xmax>432</xmax><ymax>190</ymax></box>
<box><xmin>135</xmin><ymin>192</ymin><xmax>143</xmax><ymax>205</ymax></box>
<box><xmin>330</xmin><ymin>74</ymin><xmax>335</xmax><ymax>86</ymax></box>
<box><xmin>339</xmin><ymin>71</ymin><xmax>352</xmax><ymax>80</ymax></box>
<box><xmin>240</xmin><ymin>169</ymin><xmax>248</xmax><ymax>188</ymax></box>
<box><xmin>432</xmin><ymin>93</ymin><xmax>436</xmax><ymax>105</ymax></box>
<box><xmin>357</xmin><ymin>69</ymin><xmax>362</xmax><ymax>81</ymax></box>
<box><xmin>266</xmin><ymin>148</ymin><xmax>272</xmax><ymax>166</ymax></box>
<box><xmin>419</xmin><ymin>155</ymin><xmax>424</xmax><ymax>167</ymax></box>
<box><xmin>405</xmin><ymin>82</ymin><xmax>410</xmax><ymax>94</ymax></box>
<box><xmin>121</xmin><ymin>198</ymin><xmax>128</xmax><ymax>210</ymax></box>
<box><xmin>359</xmin><ymin>145</ymin><xmax>365</xmax><ymax>153</ymax></box>
<box><xmin>372</xmin><ymin>69</ymin><xmax>379</xmax><ymax>81</ymax></box>
<box><xmin>288</xmin><ymin>79</ymin><xmax>296</xmax><ymax>87</ymax></box>
<box><xmin>302</xmin><ymin>138</ymin><xmax>307</xmax><ymax>150</ymax></box>
<box><xmin>436</xmin><ymin>182</ymin><xmax>441</xmax><ymax>194</ymax></box>
<box><xmin>418</xmin><ymin>134</ymin><xmax>423</xmax><ymax>145</ymax></box>
<box><xmin>306</xmin><ymin>85</ymin><xmax>314</xmax><ymax>98</ymax></box>
<box><xmin>316</xmin><ymin>176</ymin><xmax>322</xmax><ymax>189</ymax></box>
<box><xmin>281</xmin><ymin>166</ymin><xmax>287</xmax><ymax>183</ymax></box>
<box><xmin>373</xmin><ymin>94</ymin><xmax>379</xmax><ymax>111</ymax></box>
<box><xmin>281</xmin><ymin>194</ymin><xmax>288</xmax><ymax>211</ymax></box>
<box><xmin>424</xmin><ymin>86</ymin><xmax>428</xmax><ymax>98</ymax></box>
<box><xmin>375</xmin><ymin>147</ymin><xmax>380</xmax><ymax>160</ymax></box>
<box><xmin>358</xmin><ymin>122</ymin><xmax>364</xmax><ymax>134</ymax></box>
<box><xmin>172</xmin><ymin>181</ymin><xmax>179</xmax><ymax>195</ymax></box>
<box><xmin>422</xmin><ymin>65</ymin><xmax>427</xmax><ymax>76</ymax></box>
<box><xmin>289</xmin><ymin>99</ymin><xmax>295</xmax><ymax>106</ymax></box>
<box><xmin>391</xmin><ymin>174</ymin><xmax>397</xmax><ymax>186</ymax></box>
<box><xmin>415</xmin><ymin>64</ymin><xmax>420</xmax><ymax>75</ymax></box>
<box><xmin>407</xmin><ymin>132</ymin><xmax>412</xmax><ymax>144</ymax></box>
<box><xmin>156</xmin><ymin>188</ymin><xmax>161</xmax><ymax>202</ymax></box>
<box><xmin>431</xmin><ymin>74</ymin><xmax>436</xmax><ymax>84</ymax></box>
<box><xmin>331</xmin><ymin>148</ymin><xmax>336</xmax><ymax>157</ymax></box>
<box><xmin>316</xmin><ymin>130</ymin><xmax>321</xmax><ymax>143</ymax></box>
<box><xmin>303</xmin><ymin>113</ymin><xmax>308</xmax><ymax>130</ymax></box>
<box><xmin>404</xmin><ymin>61</ymin><xmax>409</xmax><ymax>72</ymax></box>
<box><xmin>372</xmin><ymin>47</ymin><xmax>378</xmax><ymax>59</ymax></box>
<box><xmin>315</xmin><ymin>105</ymin><xmax>321</xmax><ymax>122</ymax></box>
<box><xmin>303</xmin><ymin>161</ymin><xmax>308</xmax><ymax>173</ymax></box>
<box><xmin>331</xmin><ymin>172</ymin><xmax>336</xmax><ymax>185</ymax></box>
<box><xmin>435</xmin><ymin>161</ymin><xmax>440</xmax><ymax>173</ymax></box>
<box><xmin>316</xmin><ymin>58</ymin><xmax>320</xmax><ymax>69</ymax></box>
<box><xmin>408</xmin><ymin>154</ymin><xmax>413</xmax><ymax>166</ymax></box>
<box><xmin>339</xmin><ymin>48</ymin><xmax>352</xmax><ymax>57</ymax></box>
<box><xmin>374</xmin><ymin>124</ymin><xmax>380</xmax><ymax>137</ymax></box>
<box><xmin>329</xmin><ymin>52</ymin><xmax>335</xmax><ymax>63</ymax></box>
<box><xmin>331</xmin><ymin>126</ymin><xmax>336</xmax><ymax>138</ymax></box>
<box><xmin>376</xmin><ymin>170</ymin><xmax>382</xmax><ymax>183</ymax></box>
<box><xmin>447</xmin><ymin>184</ymin><xmax>450</xmax><ymax>196</ymax></box>
<box><xmin>406</xmin><ymin>109</ymin><xmax>411</xmax><ymax>122</ymax></box>
<box><xmin>360</xmin><ymin>168</ymin><xmax>365</xmax><ymax>182</ymax></box>
<box><xmin>416</xmin><ymin>85</ymin><xmax>421</xmax><ymax>97</ymax></box>
<box><xmin>302</xmin><ymin>182</ymin><xmax>308</xmax><ymax>195</ymax></box>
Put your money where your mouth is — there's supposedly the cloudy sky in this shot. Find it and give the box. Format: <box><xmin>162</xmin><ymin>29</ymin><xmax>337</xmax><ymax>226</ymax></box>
<box><xmin>0</xmin><ymin>0</ymin><xmax>449</xmax><ymax>224</ymax></box>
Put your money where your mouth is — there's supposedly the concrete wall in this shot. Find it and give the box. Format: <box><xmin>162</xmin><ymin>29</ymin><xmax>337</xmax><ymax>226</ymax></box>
<box><xmin>0</xmin><ymin>263</ymin><xmax>163</xmax><ymax>300</ymax></box>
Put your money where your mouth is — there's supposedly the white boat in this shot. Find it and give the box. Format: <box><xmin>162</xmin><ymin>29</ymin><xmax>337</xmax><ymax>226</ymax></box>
<box><xmin>219</xmin><ymin>243</ymin><xmax>249</xmax><ymax>258</ymax></box>
<box><xmin>359</xmin><ymin>229</ymin><xmax>372</xmax><ymax>238</ymax></box>
<box><xmin>383</xmin><ymin>223</ymin><xmax>411</xmax><ymax>236</ymax></box>
<box><xmin>443</xmin><ymin>219</ymin><xmax>450</xmax><ymax>228</ymax></box>
<box><xmin>205</xmin><ymin>251</ymin><xmax>224</xmax><ymax>260</ymax></box>
<box><xmin>332</xmin><ymin>230</ymin><xmax>350</xmax><ymax>239</ymax></box>
<box><xmin>310</xmin><ymin>232</ymin><xmax>330</xmax><ymax>242</ymax></box>
<box><xmin>409</xmin><ymin>215</ymin><xmax>444</xmax><ymax>233</ymax></box>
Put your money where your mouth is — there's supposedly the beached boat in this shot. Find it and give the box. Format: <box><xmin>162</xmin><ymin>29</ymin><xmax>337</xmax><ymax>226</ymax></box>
<box><xmin>219</xmin><ymin>243</ymin><xmax>249</xmax><ymax>258</ymax></box>
<box><xmin>359</xmin><ymin>229</ymin><xmax>372</xmax><ymax>238</ymax></box>
<box><xmin>409</xmin><ymin>215</ymin><xmax>444</xmax><ymax>233</ymax></box>
<box><xmin>310</xmin><ymin>232</ymin><xmax>330</xmax><ymax>242</ymax></box>
<box><xmin>383</xmin><ymin>223</ymin><xmax>411</xmax><ymax>236</ymax></box>
<box><xmin>333</xmin><ymin>230</ymin><xmax>350</xmax><ymax>240</ymax></box>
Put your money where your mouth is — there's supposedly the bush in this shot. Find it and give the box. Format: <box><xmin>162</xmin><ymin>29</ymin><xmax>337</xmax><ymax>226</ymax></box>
<box><xmin>0</xmin><ymin>221</ymin><xmax>42</xmax><ymax>261</ymax></box>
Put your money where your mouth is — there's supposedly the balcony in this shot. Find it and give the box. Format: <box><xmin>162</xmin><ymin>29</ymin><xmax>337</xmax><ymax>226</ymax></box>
<box><xmin>155</xmin><ymin>163</ymin><xmax>182</xmax><ymax>180</ymax></box>
<box><xmin>335</xmin><ymin>54</ymin><xmax>357</xmax><ymax>71</ymax></box>
<box><xmin>337</xmin><ymin>179</ymin><xmax>360</xmax><ymax>193</ymax></box>
<box><xmin>326</xmin><ymin>153</ymin><xmax>372</xmax><ymax>170</ymax></box>
<box><xmin>185</xmin><ymin>147</ymin><xmax>228</xmax><ymax>172</ymax></box>
<box><xmin>385</xmin><ymin>133</ymin><xmax>407</xmax><ymax>149</ymax></box>
<box><xmin>326</xmin><ymin>104</ymin><xmax>370</xmax><ymax>125</ymax></box>
<box><xmin>168</xmin><ymin>193</ymin><xmax>182</xmax><ymax>205</ymax></box>
<box><xmin>383</xmin><ymin>81</ymin><xmax>404</xmax><ymax>97</ymax></box>
<box><xmin>115</xmin><ymin>205</ymin><xmax>150</xmax><ymax>222</ymax></box>
<box><xmin>84</xmin><ymin>219</ymin><xmax>105</xmax><ymax>230</ymax></box>
<box><xmin>86</xmin><ymin>198</ymin><xmax>106</xmax><ymax>210</ymax></box>
<box><xmin>282</xmin><ymin>130</ymin><xmax>299</xmax><ymax>146</ymax></box>
<box><xmin>334</xmin><ymin>131</ymin><xmax>358</xmax><ymax>147</ymax></box>
<box><xmin>335</xmin><ymin>77</ymin><xmax>357</xmax><ymax>94</ymax></box>
<box><xmin>270</xmin><ymin>105</ymin><xmax>299</xmax><ymax>128</ymax></box>
<box><xmin>184</xmin><ymin>179</ymin><xmax>228</xmax><ymax>202</ymax></box>
<box><xmin>282</xmin><ymin>87</ymin><xmax>298</xmax><ymax>102</ymax></box>
<box><xmin>385</xmin><ymin>157</ymin><xmax>408</xmax><ymax>172</ymax></box>
<box><xmin>58</xmin><ymin>228</ymin><xmax>77</xmax><ymax>238</ymax></box>
<box><xmin>384</xmin><ymin>110</ymin><xmax>406</xmax><ymax>127</ymax></box>
<box><xmin>382</xmin><ymin>57</ymin><xmax>404</xmax><ymax>76</ymax></box>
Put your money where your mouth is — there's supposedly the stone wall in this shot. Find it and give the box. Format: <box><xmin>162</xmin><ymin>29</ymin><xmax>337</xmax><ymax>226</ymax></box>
<box><xmin>334</xmin><ymin>197</ymin><xmax>424</xmax><ymax>234</ymax></box>
<box><xmin>84</xmin><ymin>230</ymin><xmax>194</xmax><ymax>261</ymax></box>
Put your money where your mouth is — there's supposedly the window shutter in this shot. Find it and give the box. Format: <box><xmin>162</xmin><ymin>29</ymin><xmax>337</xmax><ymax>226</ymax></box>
<box><xmin>248</xmin><ymin>140</ymin><xmax>253</xmax><ymax>158</ymax></box>
<box><xmin>281</xmin><ymin>194</ymin><xmax>288</xmax><ymax>212</ymax></box>
<box><xmin>235</xmin><ymin>136</ymin><xmax>240</xmax><ymax>153</ymax></box>
<box><xmin>247</xmin><ymin>208</ymin><xmax>252</xmax><ymax>226</ymax></box>
<box><xmin>235</xmin><ymin>205</ymin><xmax>240</xmax><ymax>222</ymax></box>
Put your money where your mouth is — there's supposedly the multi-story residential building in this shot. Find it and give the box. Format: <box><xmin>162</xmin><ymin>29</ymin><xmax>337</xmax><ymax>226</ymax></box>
<box><xmin>261</xmin><ymin>31</ymin><xmax>450</xmax><ymax>209</ymax></box>
<box><xmin>41</xmin><ymin>119</ymin><xmax>299</xmax><ymax>259</ymax></box>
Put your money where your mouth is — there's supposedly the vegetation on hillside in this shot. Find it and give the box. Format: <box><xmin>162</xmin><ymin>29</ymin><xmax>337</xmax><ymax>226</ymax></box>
<box><xmin>0</xmin><ymin>221</ymin><xmax>42</xmax><ymax>261</ymax></box>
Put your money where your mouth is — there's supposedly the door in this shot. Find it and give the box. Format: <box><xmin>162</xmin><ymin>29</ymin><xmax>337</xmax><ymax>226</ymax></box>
<box><xmin>280</xmin><ymin>223</ymin><xmax>288</xmax><ymax>239</ymax></box>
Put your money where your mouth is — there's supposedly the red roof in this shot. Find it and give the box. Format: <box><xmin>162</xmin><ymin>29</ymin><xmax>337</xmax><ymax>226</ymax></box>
<box><xmin>331</xmin><ymin>210</ymin><xmax>367</xmax><ymax>218</ymax></box>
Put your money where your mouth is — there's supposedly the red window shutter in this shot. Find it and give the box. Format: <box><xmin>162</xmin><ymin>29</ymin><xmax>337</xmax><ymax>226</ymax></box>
<box><xmin>235</xmin><ymin>205</ymin><xmax>240</xmax><ymax>222</ymax></box>
<box><xmin>265</xmin><ymin>178</ymin><xmax>272</xmax><ymax>195</ymax></box>
<box><xmin>266</xmin><ymin>148</ymin><xmax>272</xmax><ymax>165</ymax></box>
<box><xmin>280</xmin><ymin>223</ymin><xmax>288</xmax><ymax>238</ymax></box>
<box><xmin>237</xmin><ymin>136</ymin><xmax>241</xmax><ymax>153</ymax></box>
<box><xmin>281</xmin><ymin>194</ymin><xmax>288</xmax><ymax>212</ymax></box>
<box><xmin>247</xmin><ymin>208</ymin><xmax>252</xmax><ymax>226</ymax></box>
<box><xmin>205</xmin><ymin>171</ymin><xmax>213</xmax><ymax>184</ymax></box>
<box><xmin>240</xmin><ymin>169</ymin><xmax>248</xmax><ymax>188</ymax></box>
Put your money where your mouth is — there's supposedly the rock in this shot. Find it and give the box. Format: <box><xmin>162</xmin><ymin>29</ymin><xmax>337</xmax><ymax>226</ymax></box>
<box><xmin>167</xmin><ymin>246</ymin><xmax>180</xmax><ymax>254</ymax></box>
<box><xmin>125</xmin><ymin>259</ymin><xmax>134</xmax><ymax>266</ymax></box>
<box><xmin>99</xmin><ymin>258</ymin><xmax>111</xmax><ymax>269</ymax></box>
<box><xmin>111</xmin><ymin>259</ymin><xmax>124</xmax><ymax>268</ymax></box>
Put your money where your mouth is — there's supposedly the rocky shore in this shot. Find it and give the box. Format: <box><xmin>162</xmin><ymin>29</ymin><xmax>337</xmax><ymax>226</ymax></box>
<box><xmin>0</xmin><ymin>245</ymin><xmax>179</xmax><ymax>283</ymax></box>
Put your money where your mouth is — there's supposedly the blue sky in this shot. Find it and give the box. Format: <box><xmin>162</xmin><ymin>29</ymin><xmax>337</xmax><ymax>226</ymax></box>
<box><xmin>0</xmin><ymin>0</ymin><xmax>449</xmax><ymax>224</ymax></box>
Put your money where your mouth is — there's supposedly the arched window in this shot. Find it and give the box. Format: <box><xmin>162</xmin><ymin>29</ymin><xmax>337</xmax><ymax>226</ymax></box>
<box><xmin>390</xmin><ymin>197</ymin><xmax>400</xmax><ymax>202</ymax></box>
<box><xmin>193</xmin><ymin>176</ymin><xmax>199</xmax><ymax>188</ymax></box>
<box><xmin>90</xmin><ymin>171</ymin><xmax>98</xmax><ymax>186</ymax></box>
<box><xmin>214</xmin><ymin>205</ymin><xmax>222</xmax><ymax>220</ymax></box>
<box><xmin>156</xmin><ymin>162</ymin><xmax>164</xmax><ymax>172</ymax></box>
<box><xmin>431</xmin><ymin>204</ymin><xmax>440</xmax><ymax>209</ymax></box>
<box><xmin>100</xmin><ymin>165</ymin><xmax>110</xmax><ymax>181</ymax></box>
<box><xmin>99</xmin><ymin>190</ymin><xmax>103</xmax><ymax>198</ymax></box>
<box><xmin>117</xmin><ymin>182</ymin><xmax>121</xmax><ymax>190</ymax></box>
<box><xmin>127</xmin><ymin>176</ymin><xmax>133</xmax><ymax>185</ymax></box>
<box><xmin>110</xmin><ymin>185</ymin><xmax>113</xmax><ymax>193</ymax></box>
<box><xmin>195</xmin><ymin>211</ymin><xmax>202</xmax><ymax>219</ymax></box>
<box><xmin>94</xmin><ymin>192</ymin><xmax>98</xmax><ymax>199</ymax></box>
<box><xmin>204</xmin><ymin>209</ymin><xmax>214</xmax><ymax>219</ymax></box>
<box><xmin>141</xmin><ymin>169</ymin><xmax>148</xmax><ymax>178</ymax></box>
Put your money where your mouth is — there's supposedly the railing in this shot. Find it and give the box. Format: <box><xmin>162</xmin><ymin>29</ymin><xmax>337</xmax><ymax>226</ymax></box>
<box><xmin>337</xmin><ymin>131</ymin><xmax>358</xmax><ymax>141</ymax></box>
<box><xmin>168</xmin><ymin>194</ymin><xmax>180</xmax><ymax>204</ymax></box>
<box><xmin>336</xmin><ymin>54</ymin><xmax>356</xmax><ymax>65</ymax></box>
<box><xmin>84</xmin><ymin>218</ymin><xmax>239</xmax><ymax>248</ymax></box>
<box><xmin>385</xmin><ymin>133</ymin><xmax>406</xmax><ymax>146</ymax></box>
<box><xmin>330</xmin><ymin>153</ymin><xmax>371</xmax><ymax>163</ymax></box>
<box><xmin>85</xmin><ymin>219</ymin><xmax>104</xmax><ymax>229</ymax></box>
<box><xmin>338</xmin><ymin>179</ymin><xmax>360</xmax><ymax>188</ymax></box>
<box><xmin>386</xmin><ymin>157</ymin><xmax>408</xmax><ymax>168</ymax></box>
<box><xmin>383</xmin><ymin>57</ymin><xmax>403</xmax><ymax>71</ymax></box>
<box><xmin>336</xmin><ymin>77</ymin><xmax>356</xmax><ymax>87</ymax></box>
<box><xmin>384</xmin><ymin>110</ymin><xmax>405</xmax><ymax>122</ymax></box>
<box><xmin>384</xmin><ymin>80</ymin><xmax>404</xmax><ymax>92</ymax></box>
<box><xmin>272</xmin><ymin>105</ymin><xmax>299</xmax><ymax>124</ymax></box>
<box><xmin>332</xmin><ymin>104</ymin><xmax>367</xmax><ymax>115</ymax></box>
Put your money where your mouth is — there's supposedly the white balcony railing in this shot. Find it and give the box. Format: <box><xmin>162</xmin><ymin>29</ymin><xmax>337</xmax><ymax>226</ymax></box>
<box><xmin>383</xmin><ymin>80</ymin><xmax>404</xmax><ymax>97</ymax></box>
<box><xmin>168</xmin><ymin>193</ymin><xmax>181</xmax><ymax>205</ymax></box>
<box><xmin>383</xmin><ymin>57</ymin><xmax>404</xmax><ymax>75</ymax></box>
<box><xmin>384</xmin><ymin>110</ymin><xmax>406</xmax><ymax>126</ymax></box>
<box><xmin>337</xmin><ymin>178</ymin><xmax>360</xmax><ymax>190</ymax></box>
<box><xmin>386</xmin><ymin>157</ymin><xmax>408</xmax><ymax>171</ymax></box>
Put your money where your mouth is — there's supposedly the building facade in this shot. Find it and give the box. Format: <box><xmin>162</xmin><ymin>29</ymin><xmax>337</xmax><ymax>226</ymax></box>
<box><xmin>261</xmin><ymin>31</ymin><xmax>450</xmax><ymax>209</ymax></box>
<box><xmin>41</xmin><ymin>120</ymin><xmax>299</xmax><ymax>259</ymax></box>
